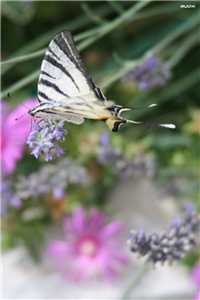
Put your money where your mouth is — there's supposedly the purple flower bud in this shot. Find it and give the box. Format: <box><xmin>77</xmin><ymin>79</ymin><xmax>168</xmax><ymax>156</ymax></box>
<box><xmin>1</xmin><ymin>181</ymin><xmax>22</xmax><ymax>215</ymax></box>
<box><xmin>16</xmin><ymin>158</ymin><xmax>86</xmax><ymax>199</ymax></box>
<box><xmin>100</xmin><ymin>133</ymin><xmax>110</xmax><ymax>147</ymax></box>
<box><xmin>27</xmin><ymin>120</ymin><xmax>67</xmax><ymax>161</ymax></box>
<box><xmin>128</xmin><ymin>204</ymin><xmax>200</xmax><ymax>264</ymax></box>
<box><xmin>122</xmin><ymin>56</ymin><xmax>172</xmax><ymax>90</ymax></box>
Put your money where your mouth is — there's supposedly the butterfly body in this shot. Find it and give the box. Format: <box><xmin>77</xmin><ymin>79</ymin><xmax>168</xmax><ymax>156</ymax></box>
<box><xmin>29</xmin><ymin>30</ymin><xmax>175</xmax><ymax>131</ymax></box>
<box><xmin>29</xmin><ymin>94</ymin><xmax>127</xmax><ymax>131</ymax></box>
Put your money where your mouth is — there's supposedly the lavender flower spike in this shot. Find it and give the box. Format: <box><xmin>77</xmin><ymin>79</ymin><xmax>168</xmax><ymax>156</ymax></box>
<box><xmin>27</xmin><ymin>120</ymin><xmax>67</xmax><ymax>161</ymax></box>
<box><xmin>123</xmin><ymin>56</ymin><xmax>171</xmax><ymax>90</ymax></box>
<box><xmin>127</xmin><ymin>204</ymin><xmax>200</xmax><ymax>264</ymax></box>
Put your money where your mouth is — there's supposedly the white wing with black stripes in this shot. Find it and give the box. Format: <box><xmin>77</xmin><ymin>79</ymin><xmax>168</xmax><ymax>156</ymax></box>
<box><xmin>38</xmin><ymin>31</ymin><xmax>102</xmax><ymax>102</ymax></box>
<box><xmin>29</xmin><ymin>31</ymin><xmax>175</xmax><ymax>131</ymax></box>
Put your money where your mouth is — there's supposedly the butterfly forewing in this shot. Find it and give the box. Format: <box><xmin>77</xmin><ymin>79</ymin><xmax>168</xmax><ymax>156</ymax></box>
<box><xmin>37</xmin><ymin>31</ymin><xmax>100</xmax><ymax>103</ymax></box>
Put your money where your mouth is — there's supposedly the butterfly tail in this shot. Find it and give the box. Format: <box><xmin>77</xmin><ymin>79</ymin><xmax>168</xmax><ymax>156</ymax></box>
<box><xmin>117</xmin><ymin>107</ymin><xmax>176</xmax><ymax>129</ymax></box>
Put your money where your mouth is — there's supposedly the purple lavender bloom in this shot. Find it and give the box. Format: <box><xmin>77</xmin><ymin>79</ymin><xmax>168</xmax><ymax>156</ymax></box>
<box><xmin>53</xmin><ymin>188</ymin><xmax>65</xmax><ymax>201</ymax></box>
<box><xmin>127</xmin><ymin>204</ymin><xmax>200</xmax><ymax>264</ymax></box>
<box><xmin>97</xmin><ymin>134</ymin><xmax>157</xmax><ymax>178</ymax></box>
<box><xmin>97</xmin><ymin>133</ymin><xmax>121</xmax><ymax>165</ymax></box>
<box><xmin>115</xmin><ymin>159</ymin><xmax>135</xmax><ymax>177</ymax></box>
<box><xmin>115</xmin><ymin>154</ymin><xmax>157</xmax><ymax>178</ymax></box>
<box><xmin>1</xmin><ymin>181</ymin><xmax>22</xmax><ymax>215</ymax></box>
<box><xmin>123</xmin><ymin>56</ymin><xmax>171</xmax><ymax>90</ymax></box>
<box><xmin>27</xmin><ymin>120</ymin><xmax>67</xmax><ymax>161</ymax></box>
<box><xmin>146</xmin><ymin>57</ymin><xmax>157</xmax><ymax>69</ymax></box>
<box><xmin>100</xmin><ymin>132</ymin><xmax>110</xmax><ymax>146</ymax></box>
<box><xmin>16</xmin><ymin>158</ymin><xmax>86</xmax><ymax>199</ymax></box>
<box><xmin>115</xmin><ymin>153</ymin><xmax>148</xmax><ymax>178</ymax></box>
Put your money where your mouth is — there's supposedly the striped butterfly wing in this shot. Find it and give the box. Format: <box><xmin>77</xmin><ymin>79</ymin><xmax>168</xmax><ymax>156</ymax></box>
<box><xmin>36</xmin><ymin>31</ymin><xmax>109</xmax><ymax>125</ymax></box>
<box><xmin>38</xmin><ymin>31</ymin><xmax>105</xmax><ymax>103</ymax></box>
<box><xmin>34</xmin><ymin>28</ymin><xmax>121</xmax><ymax>128</ymax></box>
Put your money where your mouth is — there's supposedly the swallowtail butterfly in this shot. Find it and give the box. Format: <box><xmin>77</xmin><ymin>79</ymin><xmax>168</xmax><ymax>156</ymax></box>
<box><xmin>29</xmin><ymin>31</ymin><xmax>175</xmax><ymax>131</ymax></box>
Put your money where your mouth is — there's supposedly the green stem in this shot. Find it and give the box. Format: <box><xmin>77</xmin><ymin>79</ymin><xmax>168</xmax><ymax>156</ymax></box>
<box><xmin>76</xmin><ymin>4</ymin><xmax>178</xmax><ymax>43</ymax></box>
<box><xmin>151</xmin><ymin>12</ymin><xmax>199</xmax><ymax>56</ymax></box>
<box><xmin>107</xmin><ymin>1</ymin><xmax>124</xmax><ymax>15</ymax></box>
<box><xmin>2</xmin><ymin>1</ymin><xmax>150</xmax><ymax>67</ymax></box>
<box><xmin>121</xmin><ymin>265</ymin><xmax>150</xmax><ymax>300</ymax></box>
<box><xmin>2</xmin><ymin>2</ymin><xmax>197</xmax><ymax>99</ymax></box>
<box><xmin>168</xmin><ymin>31</ymin><xmax>199</xmax><ymax>68</ymax></box>
<box><xmin>81</xmin><ymin>3</ymin><xmax>107</xmax><ymax>25</ymax></box>
<box><xmin>79</xmin><ymin>0</ymin><xmax>152</xmax><ymax>49</ymax></box>
<box><xmin>1</xmin><ymin>69</ymin><xmax>39</xmax><ymax>99</ymax></box>
<box><xmin>1</xmin><ymin>48</ymin><xmax>46</xmax><ymax>66</ymax></box>
<box><xmin>3</xmin><ymin>1</ymin><xmax>181</xmax><ymax>74</ymax></box>
<box><xmin>152</xmin><ymin>67</ymin><xmax>199</xmax><ymax>104</ymax></box>
<box><xmin>2</xmin><ymin>2</ymin><xmax>176</xmax><ymax>67</ymax></box>
<box><xmin>127</xmin><ymin>67</ymin><xmax>199</xmax><ymax>119</ymax></box>
<box><xmin>1</xmin><ymin>2</ymin><xmax>151</xmax><ymax>97</ymax></box>
<box><xmin>1</xmin><ymin>2</ymin><xmax>129</xmax><ymax>74</ymax></box>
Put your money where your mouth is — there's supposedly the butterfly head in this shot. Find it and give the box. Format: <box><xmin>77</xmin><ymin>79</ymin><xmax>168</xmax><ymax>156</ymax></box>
<box><xmin>29</xmin><ymin>107</ymin><xmax>44</xmax><ymax>119</ymax></box>
<box><xmin>28</xmin><ymin>102</ymin><xmax>54</xmax><ymax>119</ymax></box>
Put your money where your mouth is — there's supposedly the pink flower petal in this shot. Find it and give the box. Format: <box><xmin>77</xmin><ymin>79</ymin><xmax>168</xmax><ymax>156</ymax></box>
<box><xmin>1</xmin><ymin>98</ymin><xmax>38</xmax><ymax>176</ymax></box>
<box><xmin>101</xmin><ymin>221</ymin><xmax>124</xmax><ymax>237</ymax></box>
<box><xmin>47</xmin><ymin>240</ymin><xmax>70</xmax><ymax>257</ymax></box>
<box><xmin>47</xmin><ymin>207</ymin><xmax>128</xmax><ymax>282</ymax></box>
<box><xmin>87</xmin><ymin>208</ymin><xmax>106</xmax><ymax>230</ymax></box>
<box><xmin>191</xmin><ymin>262</ymin><xmax>200</xmax><ymax>287</ymax></box>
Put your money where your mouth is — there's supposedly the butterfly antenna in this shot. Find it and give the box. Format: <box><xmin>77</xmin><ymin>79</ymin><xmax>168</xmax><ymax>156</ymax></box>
<box><xmin>119</xmin><ymin>103</ymin><xmax>157</xmax><ymax>114</ymax></box>
<box><xmin>7</xmin><ymin>93</ymin><xmax>31</xmax><ymax>122</ymax></box>
<box><xmin>15</xmin><ymin>111</ymin><xmax>29</xmax><ymax>122</ymax></box>
<box><xmin>7</xmin><ymin>93</ymin><xmax>30</xmax><ymax>110</ymax></box>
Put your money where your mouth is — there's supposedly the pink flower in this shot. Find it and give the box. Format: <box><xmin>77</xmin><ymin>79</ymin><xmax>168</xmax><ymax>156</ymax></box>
<box><xmin>47</xmin><ymin>207</ymin><xmax>128</xmax><ymax>282</ymax></box>
<box><xmin>196</xmin><ymin>292</ymin><xmax>200</xmax><ymax>300</ymax></box>
<box><xmin>191</xmin><ymin>263</ymin><xmax>200</xmax><ymax>300</ymax></box>
<box><xmin>0</xmin><ymin>98</ymin><xmax>38</xmax><ymax>176</ymax></box>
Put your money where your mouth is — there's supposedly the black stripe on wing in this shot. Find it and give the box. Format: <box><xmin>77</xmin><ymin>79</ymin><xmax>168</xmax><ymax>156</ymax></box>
<box><xmin>55</xmin><ymin>31</ymin><xmax>106</xmax><ymax>101</ymax></box>
<box><xmin>39</xmin><ymin>78</ymin><xmax>69</xmax><ymax>98</ymax></box>
<box><xmin>38</xmin><ymin>91</ymin><xmax>54</xmax><ymax>102</ymax></box>
<box><xmin>40</xmin><ymin>70</ymin><xmax>56</xmax><ymax>79</ymax></box>
<box><xmin>43</xmin><ymin>54</ymin><xmax>80</xmax><ymax>92</ymax></box>
<box><xmin>48</xmin><ymin>48</ymin><xmax>61</xmax><ymax>61</ymax></box>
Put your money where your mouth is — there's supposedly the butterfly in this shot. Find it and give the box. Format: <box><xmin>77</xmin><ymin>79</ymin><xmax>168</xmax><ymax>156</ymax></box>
<box><xmin>29</xmin><ymin>31</ymin><xmax>175</xmax><ymax>132</ymax></box>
